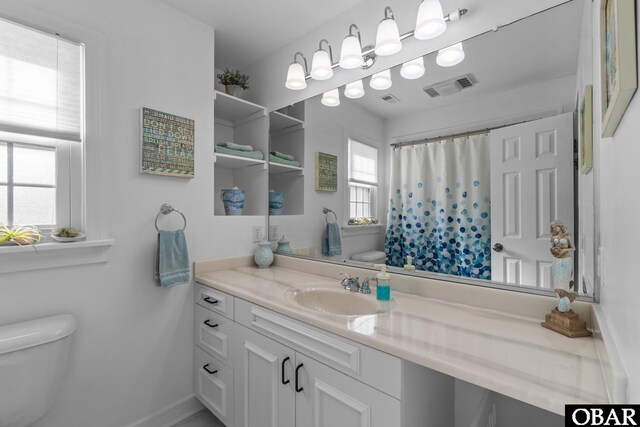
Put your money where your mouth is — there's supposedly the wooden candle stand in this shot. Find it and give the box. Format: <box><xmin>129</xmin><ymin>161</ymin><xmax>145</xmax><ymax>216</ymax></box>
<box><xmin>541</xmin><ymin>308</ymin><xmax>593</xmax><ymax>338</ymax></box>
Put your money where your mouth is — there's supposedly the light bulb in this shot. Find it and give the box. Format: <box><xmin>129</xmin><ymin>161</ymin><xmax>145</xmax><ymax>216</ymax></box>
<box><xmin>310</xmin><ymin>49</ymin><xmax>333</xmax><ymax>80</ymax></box>
<box><xmin>400</xmin><ymin>57</ymin><xmax>425</xmax><ymax>79</ymax></box>
<box><xmin>374</xmin><ymin>18</ymin><xmax>402</xmax><ymax>56</ymax></box>
<box><xmin>285</xmin><ymin>62</ymin><xmax>306</xmax><ymax>90</ymax></box>
<box><xmin>369</xmin><ymin>69</ymin><xmax>392</xmax><ymax>90</ymax></box>
<box><xmin>344</xmin><ymin>80</ymin><xmax>365</xmax><ymax>99</ymax></box>
<box><xmin>339</xmin><ymin>35</ymin><xmax>364</xmax><ymax>69</ymax></box>
<box><xmin>321</xmin><ymin>88</ymin><xmax>340</xmax><ymax>107</ymax></box>
<box><xmin>415</xmin><ymin>0</ymin><xmax>447</xmax><ymax>40</ymax></box>
<box><xmin>436</xmin><ymin>42</ymin><xmax>465</xmax><ymax>67</ymax></box>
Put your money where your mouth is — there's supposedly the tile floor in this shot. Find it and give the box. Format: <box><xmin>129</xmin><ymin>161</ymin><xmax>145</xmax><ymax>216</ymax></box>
<box><xmin>171</xmin><ymin>409</ymin><xmax>224</xmax><ymax>427</ymax></box>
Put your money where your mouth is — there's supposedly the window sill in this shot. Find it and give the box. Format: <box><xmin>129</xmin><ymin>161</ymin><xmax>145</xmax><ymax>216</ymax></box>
<box><xmin>341</xmin><ymin>224</ymin><xmax>386</xmax><ymax>236</ymax></box>
<box><xmin>0</xmin><ymin>239</ymin><xmax>115</xmax><ymax>274</ymax></box>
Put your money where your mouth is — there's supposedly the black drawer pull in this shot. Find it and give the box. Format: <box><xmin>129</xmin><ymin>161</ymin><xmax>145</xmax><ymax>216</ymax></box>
<box><xmin>295</xmin><ymin>363</ymin><xmax>304</xmax><ymax>392</ymax></box>
<box><xmin>203</xmin><ymin>297</ymin><xmax>219</xmax><ymax>305</ymax></box>
<box><xmin>203</xmin><ymin>319</ymin><xmax>219</xmax><ymax>329</ymax></box>
<box><xmin>203</xmin><ymin>364</ymin><xmax>217</xmax><ymax>375</ymax></box>
<box><xmin>281</xmin><ymin>356</ymin><xmax>291</xmax><ymax>385</ymax></box>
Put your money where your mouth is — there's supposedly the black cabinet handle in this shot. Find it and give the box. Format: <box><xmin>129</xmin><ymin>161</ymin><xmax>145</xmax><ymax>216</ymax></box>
<box><xmin>203</xmin><ymin>297</ymin><xmax>219</xmax><ymax>305</ymax></box>
<box><xmin>203</xmin><ymin>364</ymin><xmax>217</xmax><ymax>375</ymax></box>
<box><xmin>295</xmin><ymin>363</ymin><xmax>304</xmax><ymax>392</ymax></box>
<box><xmin>281</xmin><ymin>357</ymin><xmax>291</xmax><ymax>385</ymax></box>
<box><xmin>203</xmin><ymin>319</ymin><xmax>219</xmax><ymax>329</ymax></box>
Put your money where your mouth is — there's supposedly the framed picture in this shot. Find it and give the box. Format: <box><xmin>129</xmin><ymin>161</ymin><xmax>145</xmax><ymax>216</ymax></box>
<box><xmin>315</xmin><ymin>152</ymin><xmax>337</xmax><ymax>192</ymax></box>
<box><xmin>600</xmin><ymin>0</ymin><xmax>637</xmax><ymax>137</ymax></box>
<box><xmin>579</xmin><ymin>85</ymin><xmax>593</xmax><ymax>174</ymax></box>
<box><xmin>140</xmin><ymin>107</ymin><xmax>195</xmax><ymax>178</ymax></box>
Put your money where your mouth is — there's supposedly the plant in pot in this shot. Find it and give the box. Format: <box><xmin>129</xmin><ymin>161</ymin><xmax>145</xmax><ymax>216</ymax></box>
<box><xmin>217</xmin><ymin>68</ymin><xmax>249</xmax><ymax>98</ymax></box>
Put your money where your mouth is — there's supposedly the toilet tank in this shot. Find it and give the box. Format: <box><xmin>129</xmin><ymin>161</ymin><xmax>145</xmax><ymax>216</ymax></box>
<box><xmin>0</xmin><ymin>314</ymin><xmax>77</xmax><ymax>427</ymax></box>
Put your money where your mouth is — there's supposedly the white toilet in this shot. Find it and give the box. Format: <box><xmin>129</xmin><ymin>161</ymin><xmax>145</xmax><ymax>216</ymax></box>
<box><xmin>0</xmin><ymin>314</ymin><xmax>78</xmax><ymax>427</ymax></box>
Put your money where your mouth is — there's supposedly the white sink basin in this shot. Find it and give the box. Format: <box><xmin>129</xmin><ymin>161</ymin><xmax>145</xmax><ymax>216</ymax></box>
<box><xmin>293</xmin><ymin>288</ymin><xmax>380</xmax><ymax>316</ymax></box>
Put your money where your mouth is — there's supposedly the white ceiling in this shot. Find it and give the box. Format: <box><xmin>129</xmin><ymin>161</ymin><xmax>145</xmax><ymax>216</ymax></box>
<box><xmin>158</xmin><ymin>0</ymin><xmax>365</xmax><ymax>69</ymax></box>
<box><xmin>343</xmin><ymin>0</ymin><xmax>584</xmax><ymax>120</ymax></box>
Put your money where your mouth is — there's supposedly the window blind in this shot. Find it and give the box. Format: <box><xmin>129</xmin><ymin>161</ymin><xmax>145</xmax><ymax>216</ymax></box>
<box><xmin>0</xmin><ymin>18</ymin><xmax>83</xmax><ymax>143</ymax></box>
<box><xmin>348</xmin><ymin>139</ymin><xmax>378</xmax><ymax>185</ymax></box>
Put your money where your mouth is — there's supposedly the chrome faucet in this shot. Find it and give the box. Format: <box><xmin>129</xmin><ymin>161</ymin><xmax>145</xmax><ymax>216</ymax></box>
<box><xmin>339</xmin><ymin>272</ymin><xmax>372</xmax><ymax>294</ymax></box>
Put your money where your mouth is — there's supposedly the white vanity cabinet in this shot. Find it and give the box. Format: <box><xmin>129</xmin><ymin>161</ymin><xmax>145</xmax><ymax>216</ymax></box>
<box><xmin>194</xmin><ymin>283</ymin><xmax>450</xmax><ymax>427</ymax></box>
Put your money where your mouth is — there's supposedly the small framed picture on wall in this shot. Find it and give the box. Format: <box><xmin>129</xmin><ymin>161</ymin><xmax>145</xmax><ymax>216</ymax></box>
<box><xmin>315</xmin><ymin>152</ymin><xmax>337</xmax><ymax>192</ymax></box>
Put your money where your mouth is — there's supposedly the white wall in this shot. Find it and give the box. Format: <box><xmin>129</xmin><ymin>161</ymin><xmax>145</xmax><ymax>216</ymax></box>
<box><xmin>270</xmin><ymin>96</ymin><xmax>386</xmax><ymax>260</ymax></box>
<box><xmin>0</xmin><ymin>1</ymin><xmax>265</xmax><ymax>426</ymax></box>
<box><xmin>244</xmin><ymin>0</ymin><xmax>572</xmax><ymax>111</ymax></box>
<box><xmin>590</xmin><ymin>1</ymin><xmax>640</xmax><ymax>402</ymax></box>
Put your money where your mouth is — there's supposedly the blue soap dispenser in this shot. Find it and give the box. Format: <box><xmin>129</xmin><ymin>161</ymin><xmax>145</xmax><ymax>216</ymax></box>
<box><xmin>374</xmin><ymin>264</ymin><xmax>390</xmax><ymax>301</ymax></box>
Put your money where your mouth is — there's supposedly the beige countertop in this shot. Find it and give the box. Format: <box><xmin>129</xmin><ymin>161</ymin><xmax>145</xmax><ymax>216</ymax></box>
<box><xmin>195</xmin><ymin>261</ymin><xmax>609</xmax><ymax>416</ymax></box>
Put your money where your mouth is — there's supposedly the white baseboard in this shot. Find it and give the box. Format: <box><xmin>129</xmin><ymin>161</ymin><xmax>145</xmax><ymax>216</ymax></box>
<box><xmin>125</xmin><ymin>394</ymin><xmax>204</xmax><ymax>427</ymax></box>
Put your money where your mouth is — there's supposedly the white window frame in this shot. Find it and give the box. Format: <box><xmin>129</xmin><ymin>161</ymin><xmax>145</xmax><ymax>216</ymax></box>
<box><xmin>0</xmin><ymin>8</ymin><xmax>112</xmax><ymax>273</ymax></box>
<box><xmin>347</xmin><ymin>137</ymin><xmax>379</xmax><ymax>222</ymax></box>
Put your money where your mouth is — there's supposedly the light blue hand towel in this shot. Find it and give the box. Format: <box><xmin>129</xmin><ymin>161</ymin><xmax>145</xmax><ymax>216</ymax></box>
<box><xmin>156</xmin><ymin>230</ymin><xmax>190</xmax><ymax>287</ymax></box>
<box><xmin>322</xmin><ymin>223</ymin><xmax>342</xmax><ymax>256</ymax></box>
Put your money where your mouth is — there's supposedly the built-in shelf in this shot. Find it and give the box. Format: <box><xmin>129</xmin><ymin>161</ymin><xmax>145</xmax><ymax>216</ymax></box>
<box><xmin>214</xmin><ymin>152</ymin><xmax>267</xmax><ymax>170</ymax></box>
<box><xmin>269</xmin><ymin>111</ymin><xmax>304</xmax><ymax>133</ymax></box>
<box><xmin>214</xmin><ymin>90</ymin><xmax>266</xmax><ymax>125</ymax></box>
<box><xmin>269</xmin><ymin>162</ymin><xmax>304</xmax><ymax>175</ymax></box>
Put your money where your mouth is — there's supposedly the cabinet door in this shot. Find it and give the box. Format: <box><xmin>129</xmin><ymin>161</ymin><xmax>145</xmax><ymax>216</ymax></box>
<box><xmin>234</xmin><ymin>324</ymin><xmax>295</xmax><ymax>427</ymax></box>
<box><xmin>295</xmin><ymin>354</ymin><xmax>401</xmax><ymax>427</ymax></box>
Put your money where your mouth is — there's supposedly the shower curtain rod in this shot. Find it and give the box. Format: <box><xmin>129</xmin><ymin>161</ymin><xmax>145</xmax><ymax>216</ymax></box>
<box><xmin>391</xmin><ymin>117</ymin><xmax>542</xmax><ymax>148</ymax></box>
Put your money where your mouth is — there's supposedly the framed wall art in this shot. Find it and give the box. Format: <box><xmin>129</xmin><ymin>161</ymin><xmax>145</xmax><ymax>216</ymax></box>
<box><xmin>140</xmin><ymin>107</ymin><xmax>195</xmax><ymax>178</ymax></box>
<box><xmin>315</xmin><ymin>152</ymin><xmax>337</xmax><ymax>192</ymax></box>
<box><xmin>600</xmin><ymin>0</ymin><xmax>637</xmax><ymax>137</ymax></box>
<box><xmin>579</xmin><ymin>85</ymin><xmax>593</xmax><ymax>174</ymax></box>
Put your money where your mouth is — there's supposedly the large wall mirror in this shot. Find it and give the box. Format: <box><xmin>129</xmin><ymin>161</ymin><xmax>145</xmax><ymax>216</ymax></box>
<box><xmin>268</xmin><ymin>0</ymin><xmax>595</xmax><ymax>300</ymax></box>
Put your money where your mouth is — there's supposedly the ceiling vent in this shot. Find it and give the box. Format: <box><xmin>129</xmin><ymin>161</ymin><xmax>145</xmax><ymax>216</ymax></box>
<box><xmin>379</xmin><ymin>94</ymin><xmax>401</xmax><ymax>104</ymax></box>
<box><xmin>423</xmin><ymin>74</ymin><xmax>477</xmax><ymax>98</ymax></box>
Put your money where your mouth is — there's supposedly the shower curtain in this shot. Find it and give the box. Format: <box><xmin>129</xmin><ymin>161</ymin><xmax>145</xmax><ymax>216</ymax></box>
<box><xmin>385</xmin><ymin>134</ymin><xmax>491</xmax><ymax>280</ymax></box>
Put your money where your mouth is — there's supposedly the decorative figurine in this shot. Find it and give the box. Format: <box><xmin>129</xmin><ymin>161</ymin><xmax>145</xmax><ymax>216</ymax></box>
<box><xmin>541</xmin><ymin>221</ymin><xmax>592</xmax><ymax>338</ymax></box>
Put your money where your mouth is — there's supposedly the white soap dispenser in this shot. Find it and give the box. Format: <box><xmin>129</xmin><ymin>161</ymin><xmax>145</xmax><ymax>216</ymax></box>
<box><xmin>404</xmin><ymin>255</ymin><xmax>416</xmax><ymax>272</ymax></box>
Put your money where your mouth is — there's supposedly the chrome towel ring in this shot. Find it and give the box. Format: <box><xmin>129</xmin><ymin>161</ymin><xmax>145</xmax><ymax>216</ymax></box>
<box><xmin>155</xmin><ymin>203</ymin><xmax>187</xmax><ymax>231</ymax></box>
<box><xmin>322</xmin><ymin>207</ymin><xmax>338</xmax><ymax>224</ymax></box>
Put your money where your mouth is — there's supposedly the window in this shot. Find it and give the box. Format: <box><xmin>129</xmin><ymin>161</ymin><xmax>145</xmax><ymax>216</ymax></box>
<box><xmin>348</xmin><ymin>139</ymin><xmax>378</xmax><ymax>221</ymax></box>
<box><xmin>0</xmin><ymin>17</ymin><xmax>84</xmax><ymax>230</ymax></box>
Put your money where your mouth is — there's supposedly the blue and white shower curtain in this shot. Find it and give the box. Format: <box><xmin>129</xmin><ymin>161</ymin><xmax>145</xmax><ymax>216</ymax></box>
<box><xmin>385</xmin><ymin>134</ymin><xmax>492</xmax><ymax>280</ymax></box>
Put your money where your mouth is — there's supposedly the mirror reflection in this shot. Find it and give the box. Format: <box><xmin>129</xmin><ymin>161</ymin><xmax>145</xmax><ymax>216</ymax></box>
<box><xmin>269</xmin><ymin>0</ymin><xmax>592</xmax><ymax>297</ymax></box>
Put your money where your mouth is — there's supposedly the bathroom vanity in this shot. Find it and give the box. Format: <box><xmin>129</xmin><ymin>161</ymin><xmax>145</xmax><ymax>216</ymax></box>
<box><xmin>193</xmin><ymin>256</ymin><xmax>621</xmax><ymax>427</ymax></box>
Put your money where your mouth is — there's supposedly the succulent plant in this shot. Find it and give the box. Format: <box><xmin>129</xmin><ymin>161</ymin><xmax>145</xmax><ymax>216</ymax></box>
<box><xmin>0</xmin><ymin>223</ymin><xmax>42</xmax><ymax>247</ymax></box>
<box><xmin>54</xmin><ymin>227</ymin><xmax>79</xmax><ymax>238</ymax></box>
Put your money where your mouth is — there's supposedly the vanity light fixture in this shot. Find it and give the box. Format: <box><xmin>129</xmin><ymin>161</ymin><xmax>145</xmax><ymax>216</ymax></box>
<box><xmin>370</xmin><ymin>69</ymin><xmax>392</xmax><ymax>90</ymax></box>
<box><xmin>415</xmin><ymin>0</ymin><xmax>447</xmax><ymax>40</ymax></box>
<box><xmin>344</xmin><ymin>79</ymin><xmax>365</xmax><ymax>98</ymax></box>
<box><xmin>375</xmin><ymin>7</ymin><xmax>402</xmax><ymax>56</ymax></box>
<box><xmin>321</xmin><ymin>88</ymin><xmax>341</xmax><ymax>106</ymax></box>
<box><xmin>285</xmin><ymin>52</ymin><xmax>308</xmax><ymax>90</ymax></box>
<box><xmin>339</xmin><ymin>25</ymin><xmax>364</xmax><ymax>69</ymax></box>
<box><xmin>311</xmin><ymin>39</ymin><xmax>334</xmax><ymax>80</ymax></box>
<box><xmin>400</xmin><ymin>56</ymin><xmax>425</xmax><ymax>79</ymax></box>
<box><xmin>284</xmin><ymin>6</ymin><xmax>468</xmax><ymax>90</ymax></box>
<box><xmin>436</xmin><ymin>42</ymin><xmax>465</xmax><ymax>67</ymax></box>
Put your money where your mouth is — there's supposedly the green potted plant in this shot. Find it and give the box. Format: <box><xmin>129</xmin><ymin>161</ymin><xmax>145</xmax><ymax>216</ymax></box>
<box><xmin>217</xmin><ymin>68</ymin><xmax>250</xmax><ymax>98</ymax></box>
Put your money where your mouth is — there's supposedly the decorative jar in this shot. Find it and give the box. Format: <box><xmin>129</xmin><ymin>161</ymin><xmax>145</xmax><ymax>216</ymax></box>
<box><xmin>254</xmin><ymin>241</ymin><xmax>274</xmax><ymax>269</ymax></box>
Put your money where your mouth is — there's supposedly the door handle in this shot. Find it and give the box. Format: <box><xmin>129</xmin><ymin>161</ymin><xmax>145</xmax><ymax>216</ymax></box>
<box><xmin>295</xmin><ymin>363</ymin><xmax>304</xmax><ymax>392</ymax></box>
<box><xmin>203</xmin><ymin>364</ymin><xmax>218</xmax><ymax>375</ymax></box>
<box><xmin>492</xmin><ymin>243</ymin><xmax>504</xmax><ymax>252</ymax></box>
<box><xmin>281</xmin><ymin>356</ymin><xmax>291</xmax><ymax>385</ymax></box>
<box><xmin>203</xmin><ymin>319</ymin><xmax>218</xmax><ymax>329</ymax></box>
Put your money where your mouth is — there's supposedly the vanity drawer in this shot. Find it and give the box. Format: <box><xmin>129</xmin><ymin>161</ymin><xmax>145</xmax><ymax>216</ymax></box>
<box><xmin>195</xmin><ymin>346</ymin><xmax>234</xmax><ymax>427</ymax></box>
<box><xmin>195</xmin><ymin>284</ymin><xmax>234</xmax><ymax>319</ymax></box>
<box><xmin>195</xmin><ymin>304</ymin><xmax>234</xmax><ymax>366</ymax></box>
<box><xmin>234</xmin><ymin>298</ymin><xmax>401</xmax><ymax>399</ymax></box>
